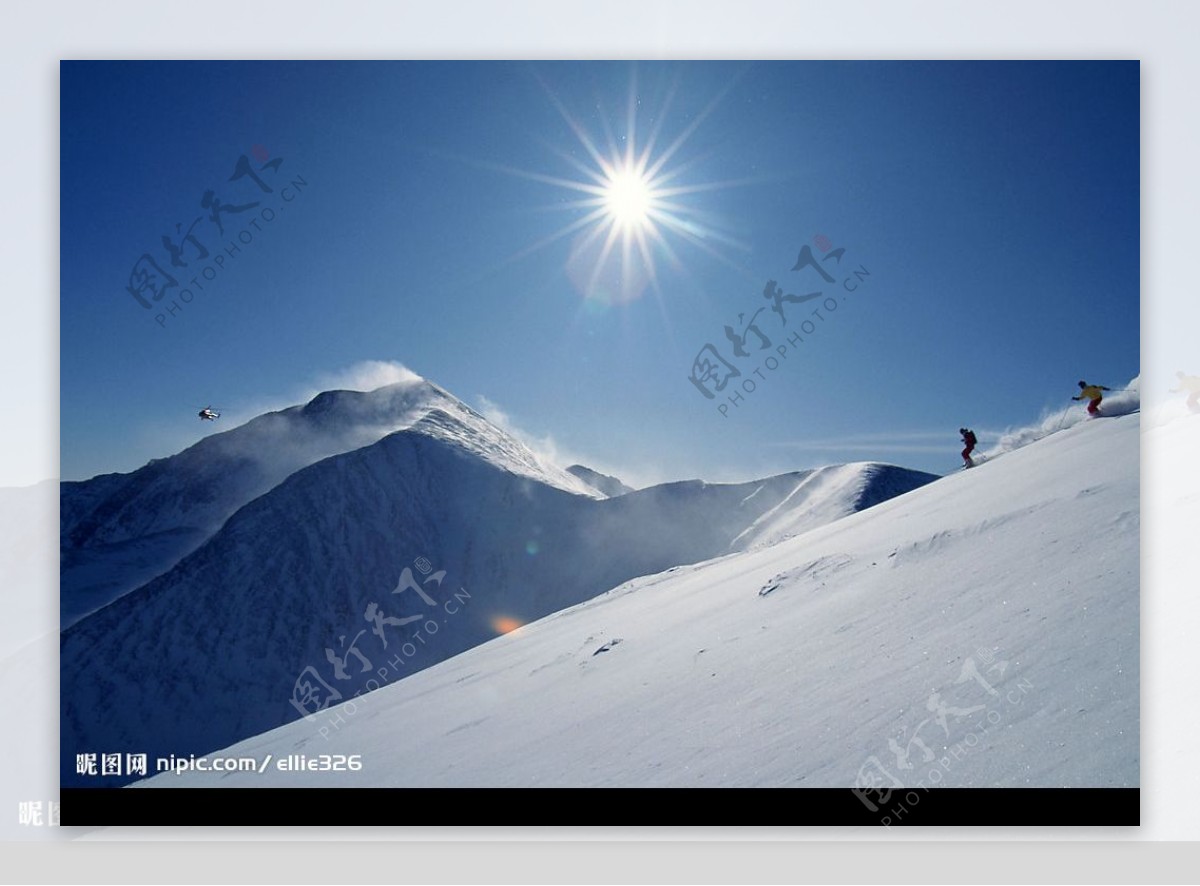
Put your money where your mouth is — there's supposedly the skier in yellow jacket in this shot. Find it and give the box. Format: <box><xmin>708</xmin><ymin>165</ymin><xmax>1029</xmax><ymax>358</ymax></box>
<box><xmin>1073</xmin><ymin>380</ymin><xmax>1111</xmax><ymax>415</ymax></box>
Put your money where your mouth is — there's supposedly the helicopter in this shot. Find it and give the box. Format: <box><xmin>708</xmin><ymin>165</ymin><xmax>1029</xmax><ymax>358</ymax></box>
<box><xmin>197</xmin><ymin>406</ymin><xmax>222</xmax><ymax>421</ymax></box>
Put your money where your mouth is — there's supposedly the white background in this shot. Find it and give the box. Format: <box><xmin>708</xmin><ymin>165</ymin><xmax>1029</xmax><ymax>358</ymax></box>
<box><xmin>2</xmin><ymin>0</ymin><xmax>1194</xmax><ymax>881</ymax></box>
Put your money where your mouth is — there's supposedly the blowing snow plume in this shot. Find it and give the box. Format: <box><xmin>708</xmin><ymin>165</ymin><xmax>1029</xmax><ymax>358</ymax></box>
<box><xmin>982</xmin><ymin>375</ymin><xmax>1140</xmax><ymax>459</ymax></box>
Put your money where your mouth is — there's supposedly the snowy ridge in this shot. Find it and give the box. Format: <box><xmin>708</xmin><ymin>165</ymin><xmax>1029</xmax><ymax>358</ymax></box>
<box><xmin>150</xmin><ymin>412</ymin><xmax>1138</xmax><ymax>789</ymax></box>
<box><xmin>404</xmin><ymin>406</ymin><xmax>600</xmax><ymax>499</ymax></box>
<box><xmin>63</xmin><ymin>377</ymin><xmax>597</xmax><ymax>549</ymax></box>
<box><xmin>729</xmin><ymin>462</ymin><xmax>931</xmax><ymax>550</ymax></box>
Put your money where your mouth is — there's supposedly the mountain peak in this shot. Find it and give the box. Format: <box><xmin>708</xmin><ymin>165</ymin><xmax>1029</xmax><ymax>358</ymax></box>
<box><xmin>566</xmin><ymin>464</ymin><xmax>634</xmax><ymax>498</ymax></box>
<box><xmin>59</xmin><ymin>374</ymin><xmax>598</xmax><ymax>626</ymax></box>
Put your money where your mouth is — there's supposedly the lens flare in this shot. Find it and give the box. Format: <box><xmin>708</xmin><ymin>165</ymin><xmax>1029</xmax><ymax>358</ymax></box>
<box><xmin>491</xmin><ymin>615</ymin><xmax>524</xmax><ymax>635</ymax></box>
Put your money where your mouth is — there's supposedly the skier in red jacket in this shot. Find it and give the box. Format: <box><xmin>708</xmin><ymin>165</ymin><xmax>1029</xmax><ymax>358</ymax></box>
<box><xmin>960</xmin><ymin>428</ymin><xmax>978</xmax><ymax>468</ymax></box>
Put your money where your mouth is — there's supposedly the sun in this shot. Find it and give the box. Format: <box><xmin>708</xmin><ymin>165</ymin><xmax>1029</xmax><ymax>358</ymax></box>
<box><xmin>603</xmin><ymin>166</ymin><xmax>655</xmax><ymax>230</ymax></box>
<box><xmin>487</xmin><ymin>68</ymin><xmax>752</xmax><ymax>305</ymax></box>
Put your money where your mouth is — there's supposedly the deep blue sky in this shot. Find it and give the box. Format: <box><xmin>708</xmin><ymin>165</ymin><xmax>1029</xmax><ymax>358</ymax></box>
<box><xmin>61</xmin><ymin>61</ymin><xmax>1138</xmax><ymax>483</ymax></box>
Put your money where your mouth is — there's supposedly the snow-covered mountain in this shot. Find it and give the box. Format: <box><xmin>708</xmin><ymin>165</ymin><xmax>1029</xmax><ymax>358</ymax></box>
<box><xmin>59</xmin><ymin>379</ymin><xmax>599</xmax><ymax>628</ymax></box>
<box><xmin>153</xmin><ymin>409</ymin><xmax>1137</xmax><ymax>790</ymax></box>
<box><xmin>60</xmin><ymin>377</ymin><xmax>936</xmax><ymax>787</ymax></box>
<box><xmin>566</xmin><ymin>464</ymin><xmax>634</xmax><ymax>498</ymax></box>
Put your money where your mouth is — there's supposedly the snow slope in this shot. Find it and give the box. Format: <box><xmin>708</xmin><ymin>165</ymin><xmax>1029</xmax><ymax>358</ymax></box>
<box><xmin>61</xmin><ymin>404</ymin><xmax>935</xmax><ymax>787</ymax></box>
<box><xmin>153</xmin><ymin>412</ymin><xmax>1138</xmax><ymax>789</ymax></box>
<box><xmin>59</xmin><ymin>378</ymin><xmax>600</xmax><ymax>628</ymax></box>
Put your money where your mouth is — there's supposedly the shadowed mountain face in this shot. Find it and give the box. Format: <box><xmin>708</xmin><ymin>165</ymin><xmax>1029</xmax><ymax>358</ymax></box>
<box><xmin>60</xmin><ymin>384</ymin><xmax>936</xmax><ymax>787</ymax></box>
